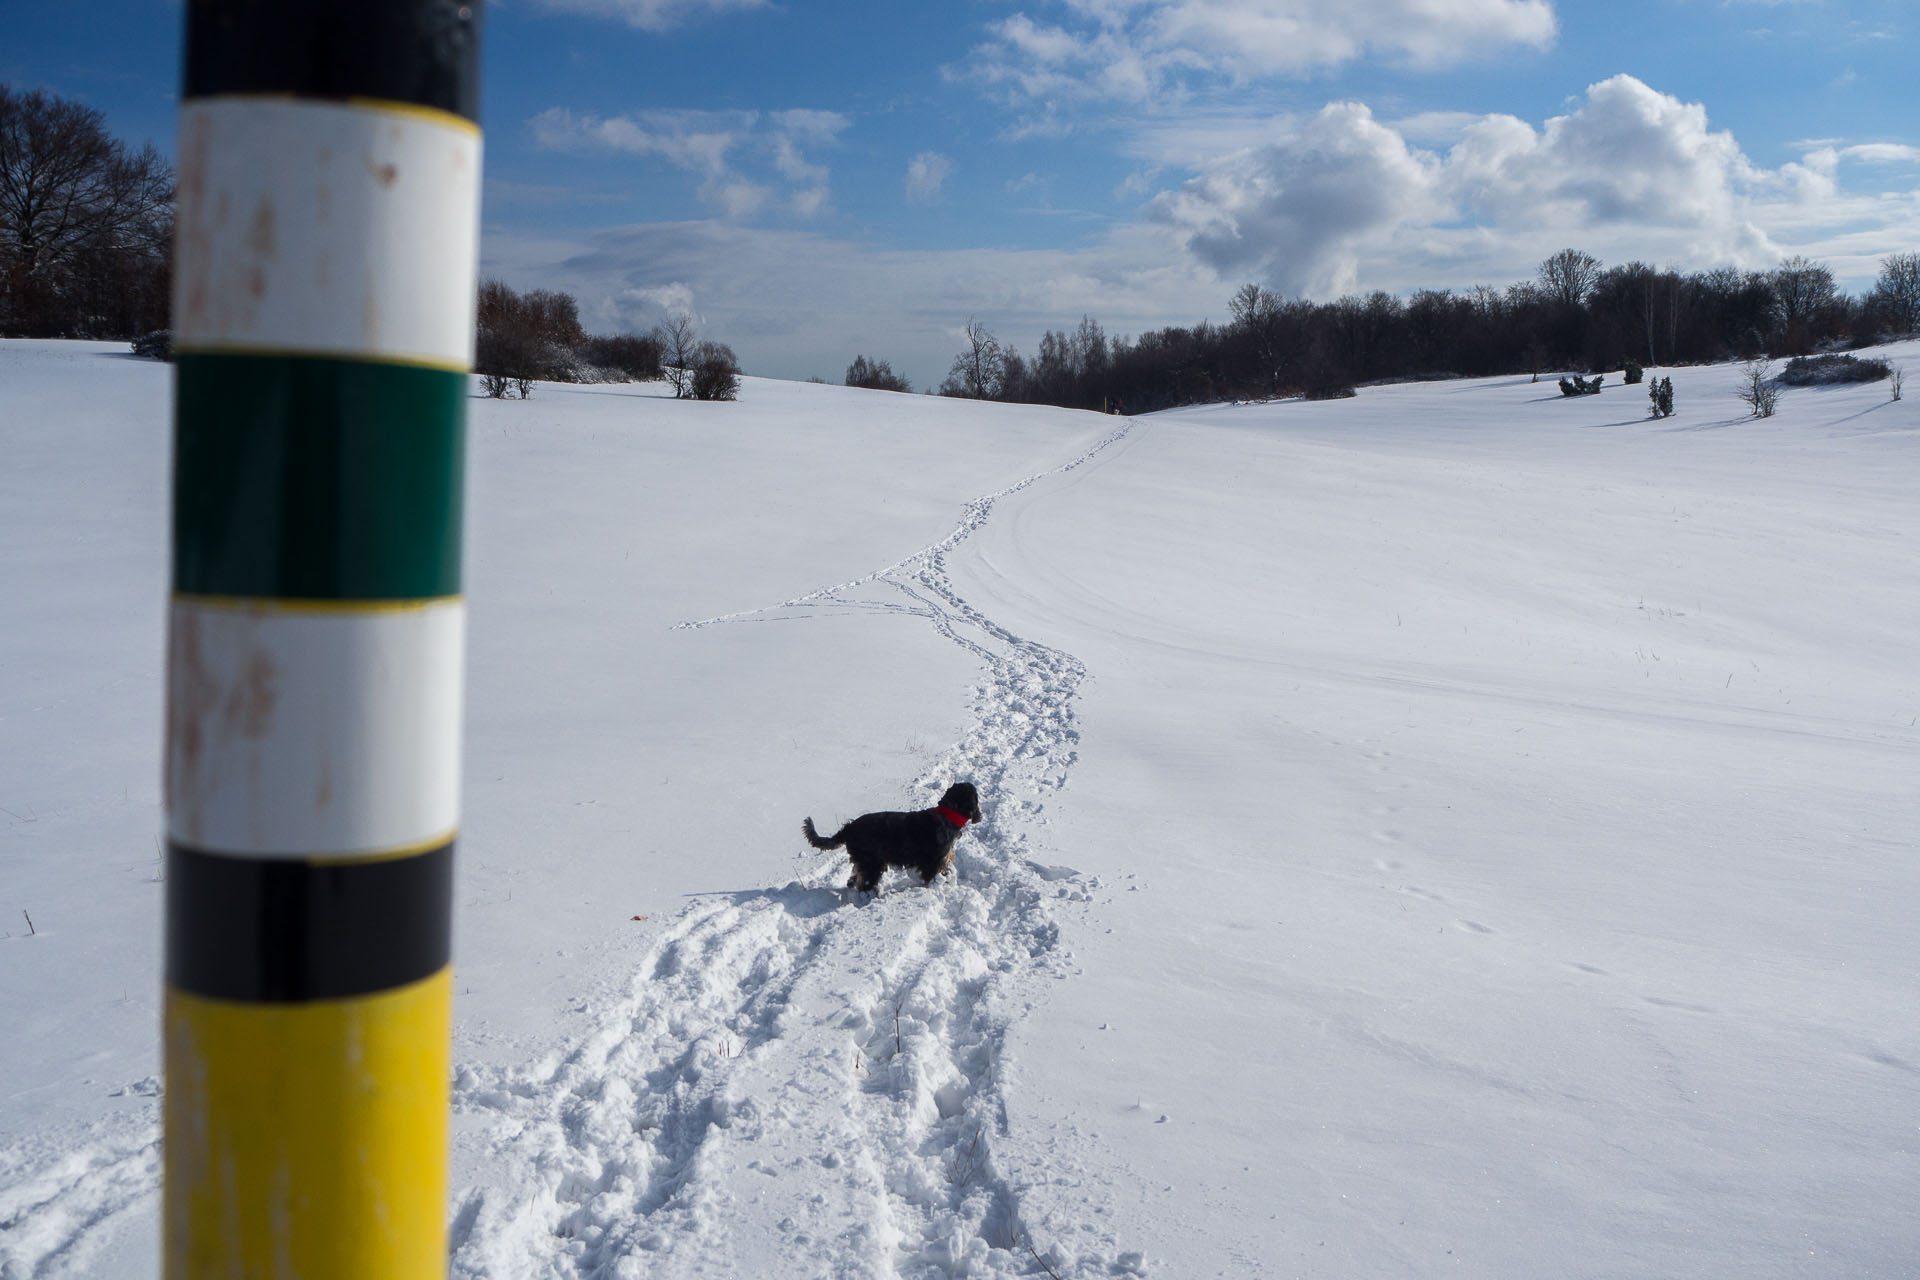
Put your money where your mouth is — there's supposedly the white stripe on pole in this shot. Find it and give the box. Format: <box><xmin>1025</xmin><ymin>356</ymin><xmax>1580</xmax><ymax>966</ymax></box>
<box><xmin>173</xmin><ymin>97</ymin><xmax>482</xmax><ymax>370</ymax></box>
<box><xmin>166</xmin><ymin>598</ymin><xmax>465</xmax><ymax>858</ymax></box>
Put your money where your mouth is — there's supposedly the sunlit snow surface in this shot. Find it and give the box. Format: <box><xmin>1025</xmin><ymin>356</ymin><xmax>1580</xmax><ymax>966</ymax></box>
<box><xmin>2</xmin><ymin>339</ymin><xmax>1916</xmax><ymax>1277</ymax></box>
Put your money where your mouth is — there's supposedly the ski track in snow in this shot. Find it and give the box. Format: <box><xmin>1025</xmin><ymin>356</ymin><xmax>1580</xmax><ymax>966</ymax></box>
<box><xmin>0</xmin><ymin>1108</ymin><xmax>159</xmax><ymax>1280</ymax></box>
<box><xmin>449</xmin><ymin>425</ymin><xmax>1139</xmax><ymax>1279</ymax></box>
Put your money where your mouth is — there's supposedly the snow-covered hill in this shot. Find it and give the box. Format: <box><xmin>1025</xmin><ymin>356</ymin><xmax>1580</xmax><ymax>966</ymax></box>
<box><xmin>3</xmin><ymin>339</ymin><xmax>1916</xmax><ymax>1277</ymax></box>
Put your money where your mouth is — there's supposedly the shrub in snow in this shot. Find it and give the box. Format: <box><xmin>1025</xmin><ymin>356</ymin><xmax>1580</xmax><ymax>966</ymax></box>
<box><xmin>1776</xmin><ymin>353</ymin><xmax>1891</xmax><ymax>386</ymax></box>
<box><xmin>580</xmin><ymin>333</ymin><xmax>664</xmax><ymax>383</ymax></box>
<box><xmin>1737</xmin><ymin>360</ymin><xmax>1779</xmax><ymax>418</ymax></box>
<box><xmin>1558</xmin><ymin>375</ymin><xmax>1603</xmax><ymax>397</ymax></box>
<box><xmin>846</xmin><ymin>354</ymin><xmax>912</xmax><ymax>393</ymax></box>
<box><xmin>1648</xmin><ymin>376</ymin><xmax>1674</xmax><ymax>419</ymax></box>
<box><xmin>131</xmin><ymin>330</ymin><xmax>172</xmax><ymax>361</ymax></box>
<box><xmin>476</xmin><ymin>324</ymin><xmax>546</xmax><ymax>399</ymax></box>
<box><xmin>1891</xmin><ymin>364</ymin><xmax>1904</xmax><ymax>402</ymax></box>
<box><xmin>690</xmin><ymin>342</ymin><xmax>741</xmax><ymax>401</ymax></box>
<box><xmin>1623</xmin><ymin>360</ymin><xmax>1643</xmax><ymax>385</ymax></box>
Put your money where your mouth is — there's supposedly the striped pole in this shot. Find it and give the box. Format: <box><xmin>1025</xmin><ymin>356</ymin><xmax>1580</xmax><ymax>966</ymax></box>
<box><xmin>163</xmin><ymin>5</ymin><xmax>480</xmax><ymax>1277</ymax></box>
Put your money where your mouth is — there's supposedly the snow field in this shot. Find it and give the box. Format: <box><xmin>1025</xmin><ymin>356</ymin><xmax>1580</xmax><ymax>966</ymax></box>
<box><xmin>949</xmin><ymin>358</ymin><xmax>1920</xmax><ymax>1276</ymax></box>
<box><xmin>3</xmin><ymin>339</ymin><xmax>1917</xmax><ymax>1277</ymax></box>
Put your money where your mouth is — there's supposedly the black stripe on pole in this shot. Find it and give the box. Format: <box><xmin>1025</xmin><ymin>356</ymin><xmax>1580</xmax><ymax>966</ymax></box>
<box><xmin>173</xmin><ymin>355</ymin><xmax>466</xmax><ymax>601</ymax></box>
<box><xmin>183</xmin><ymin>0</ymin><xmax>481</xmax><ymax>120</ymax></box>
<box><xmin>166</xmin><ymin>843</ymin><xmax>454</xmax><ymax>1002</ymax></box>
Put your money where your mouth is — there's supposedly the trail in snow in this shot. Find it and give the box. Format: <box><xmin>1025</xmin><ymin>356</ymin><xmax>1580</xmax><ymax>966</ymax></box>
<box><xmin>0</xmin><ymin>1108</ymin><xmax>159</xmax><ymax>1280</ymax></box>
<box><xmin>449</xmin><ymin>425</ymin><xmax>1139</xmax><ymax>1279</ymax></box>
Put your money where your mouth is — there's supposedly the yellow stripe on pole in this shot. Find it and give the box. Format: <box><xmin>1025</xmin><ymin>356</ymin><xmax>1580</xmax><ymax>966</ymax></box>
<box><xmin>163</xmin><ymin>969</ymin><xmax>451</xmax><ymax>1280</ymax></box>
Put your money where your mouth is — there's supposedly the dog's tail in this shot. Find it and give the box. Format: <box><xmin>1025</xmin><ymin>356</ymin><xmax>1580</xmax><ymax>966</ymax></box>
<box><xmin>802</xmin><ymin>817</ymin><xmax>843</xmax><ymax>850</ymax></box>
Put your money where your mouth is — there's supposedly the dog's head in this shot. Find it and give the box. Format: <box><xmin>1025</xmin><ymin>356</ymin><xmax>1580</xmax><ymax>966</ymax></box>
<box><xmin>939</xmin><ymin>782</ymin><xmax>983</xmax><ymax>824</ymax></box>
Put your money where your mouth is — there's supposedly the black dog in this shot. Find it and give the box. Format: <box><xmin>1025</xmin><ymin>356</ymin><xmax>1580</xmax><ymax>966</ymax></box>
<box><xmin>803</xmin><ymin>782</ymin><xmax>982</xmax><ymax>894</ymax></box>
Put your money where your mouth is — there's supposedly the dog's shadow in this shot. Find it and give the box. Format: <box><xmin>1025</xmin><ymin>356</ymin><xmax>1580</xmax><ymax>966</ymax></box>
<box><xmin>683</xmin><ymin>881</ymin><xmax>847</xmax><ymax>919</ymax></box>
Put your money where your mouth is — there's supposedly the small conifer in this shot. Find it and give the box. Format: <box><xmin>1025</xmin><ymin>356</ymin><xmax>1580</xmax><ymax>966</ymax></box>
<box><xmin>1648</xmin><ymin>376</ymin><xmax>1674</xmax><ymax>418</ymax></box>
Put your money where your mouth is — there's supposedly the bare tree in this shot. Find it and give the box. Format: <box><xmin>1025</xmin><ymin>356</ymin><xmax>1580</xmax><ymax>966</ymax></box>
<box><xmin>1538</xmin><ymin>248</ymin><xmax>1601</xmax><ymax>309</ymax></box>
<box><xmin>1524</xmin><ymin>336</ymin><xmax>1548</xmax><ymax>383</ymax></box>
<box><xmin>521</xmin><ymin>288</ymin><xmax>585</xmax><ymax>350</ymax></box>
<box><xmin>1736</xmin><ymin>359</ymin><xmax>1779</xmax><ymax>418</ymax></box>
<box><xmin>939</xmin><ymin>316</ymin><xmax>1004</xmax><ymax>399</ymax></box>
<box><xmin>1624</xmin><ymin>260</ymin><xmax>1659</xmax><ymax>367</ymax></box>
<box><xmin>1071</xmin><ymin>313</ymin><xmax>1109</xmax><ymax>378</ymax></box>
<box><xmin>1229</xmin><ymin>282</ymin><xmax>1284</xmax><ymax>395</ymax></box>
<box><xmin>1870</xmin><ymin>252</ymin><xmax>1920</xmax><ymax>337</ymax></box>
<box><xmin>655</xmin><ymin>312</ymin><xmax>699</xmax><ymax>398</ymax></box>
<box><xmin>999</xmin><ymin>344</ymin><xmax>1028</xmax><ymax>400</ymax></box>
<box><xmin>475</xmin><ymin>321</ymin><xmax>543</xmax><ymax>397</ymax></box>
<box><xmin>1770</xmin><ymin>255</ymin><xmax>1836</xmax><ymax>354</ymax></box>
<box><xmin>0</xmin><ymin>85</ymin><xmax>173</xmax><ymax>336</ymax></box>
<box><xmin>1227</xmin><ymin>281</ymin><xmax>1272</xmax><ymax>330</ymax></box>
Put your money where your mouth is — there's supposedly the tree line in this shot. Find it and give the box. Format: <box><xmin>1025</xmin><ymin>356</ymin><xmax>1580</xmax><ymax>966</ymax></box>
<box><xmin>902</xmin><ymin>247</ymin><xmax>1920</xmax><ymax>415</ymax></box>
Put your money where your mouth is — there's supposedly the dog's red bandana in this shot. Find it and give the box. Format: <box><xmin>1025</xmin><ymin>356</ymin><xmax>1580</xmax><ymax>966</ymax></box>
<box><xmin>936</xmin><ymin>805</ymin><xmax>970</xmax><ymax>828</ymax></box>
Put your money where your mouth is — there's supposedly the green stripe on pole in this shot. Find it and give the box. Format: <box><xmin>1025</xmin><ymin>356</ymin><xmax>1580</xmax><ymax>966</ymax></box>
<box><xmin>173</xmin><ymin>353</ymin><xmax>466</xmax><ymax>600</ymax></box>
<box><xmin>166</xmin><ymin>842</ymin><xmax>454</xmax><ymax>1002</ymax></box>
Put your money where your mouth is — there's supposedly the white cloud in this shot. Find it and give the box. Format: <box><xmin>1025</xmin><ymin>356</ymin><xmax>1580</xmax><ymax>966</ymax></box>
<box><xmin>706</xmin><ymin>179</ymin><xmax>770</xmax><ymax>220</ymax></box>
<box><xmin>1146</xmin><ymin>76</ymin><xmax>1852</xmax><ymax>297</ymax></box>
<box><xmin>769</xmin><ymin>135</ymin><xmax>828</xmax><ymax>188</ymax></box>
<box><xmin>1151</xmin><ymin>101</ymin><xmax>1441</xmax><ymax>296</ymax></box>
<box><xmin>618</xmin><ymin>281</ymin><xmax>697</xmax><ymax>319</ymax></box>
<box><xmin>1842</xmin><ymin>143</ymin><xmax>1920</xmax><ymax>166</ymax></box>
<box><xmin>1441</xmin><ymin>75</ymin><xmax>1756</xmax><ymax>230</ymax></box>
<box><xmin>534</xmin><ymin>0</ymin><xmax>768</xmax><ymax>32</ymax></box>
<box><xmin>965</xmin><ymin>0</ymin><xmax>1557</xmax><ymax>106</ymax></box>
<box><xmin>906</xmin><ymin>152</ymin><xmax>954</xmax><ymax>205</ymax></box>
<box><xmin>770</xmin><ymin>109</ymin><xmax>849</xmax><ymax>148</ymax></box>
<box><xmin>532</xmin><ymin>107</ymin><xmax>742</xmax><ymax>174</ymax></box>
<box><xmin>1389</xmin><ymin>111</ymin><xmax>1492</xmax><ymax>149</ymax></box>
<box><xmin>530</xmin><ymin>107</ymin><xmax>848</xmax><ymax>221</ymax></box>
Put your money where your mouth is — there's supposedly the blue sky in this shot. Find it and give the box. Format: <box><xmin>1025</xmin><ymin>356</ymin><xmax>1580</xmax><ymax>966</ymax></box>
<box><xmin>9</xmin><ymin>0</ymin><xmax>1918</xmax><ymax>385</ymax></box>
